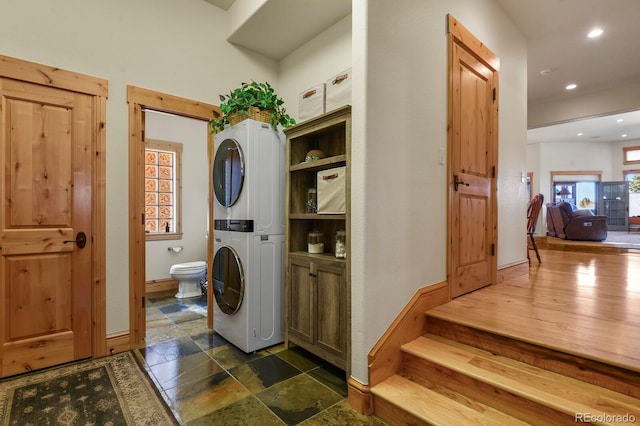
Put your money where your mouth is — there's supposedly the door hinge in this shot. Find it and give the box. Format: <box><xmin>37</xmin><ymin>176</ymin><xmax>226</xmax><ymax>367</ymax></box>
<box><xmin>491</xmin><ymin>244</ymin><xmax>495</xmax><ymax>256</ymax></box>
<box><xmin>142</xmin><ymin>296</ymin><xmax>146</xmax><ymax>308</ymax></box>
<box><xmin>141</xmin><ymin>213</ymin><xmax>145</xmax><ymax>225</ymax></box>
<box><xmin>141</xmin><ymin>129</ymin><xmax>145</xmax><ymax>141</ymax></box>
<box><xmin>493</xmin><ymin>88</ymin><xmax>496</xmax><ymax>101</ymax></box>
<box><xmin>491</xmin><ymin>166</ymin><xmax>496</xmax><ymax>179</ymax></box>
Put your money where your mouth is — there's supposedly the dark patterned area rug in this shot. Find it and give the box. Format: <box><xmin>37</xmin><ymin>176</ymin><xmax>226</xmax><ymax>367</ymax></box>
<box><xmin>0</xmin><ymin>351</ymin><xmax>177</xmax><ymax>426</ymax></box>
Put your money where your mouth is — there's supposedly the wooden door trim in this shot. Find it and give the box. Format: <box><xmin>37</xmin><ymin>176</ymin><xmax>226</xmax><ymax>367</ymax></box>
<box><xmin>127</xmin><ymin>86</ymin><xmax>219</xmax><ymax>347</ymax></box>
<box><xmin>447</xmin><ymin>15</ymin><xmax>499</xmax><ymax>296</ymax></box>
<box><xmin>0</xmin><ymin>55</ymin><xmax>108</xmax><ymax>357</ymax></box>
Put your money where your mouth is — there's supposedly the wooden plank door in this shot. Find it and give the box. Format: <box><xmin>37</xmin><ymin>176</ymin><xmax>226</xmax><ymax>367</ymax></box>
<box><xmin>1</xmin><ymin>77</ymin><xmax>93</xmax><ymax>377</ymax></box>
<box><xmin>448</xmin><ymin>16</ymin><xmax>499</xmax><ymax>298</ymax></box>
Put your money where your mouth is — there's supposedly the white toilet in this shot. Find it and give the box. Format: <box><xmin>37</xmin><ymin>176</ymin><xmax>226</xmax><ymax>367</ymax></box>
<box><xmin>170</xmin><ymin>261</ymin><xmax>207</xmax><ymax>299</ymax></box>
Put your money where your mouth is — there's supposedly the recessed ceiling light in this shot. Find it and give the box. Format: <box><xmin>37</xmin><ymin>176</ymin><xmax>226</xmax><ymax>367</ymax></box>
<box><xmin>617</xmin><ymin>118</ymin><xmax>624</xmax><ymax>123</ymax></box>
<box><xmin>588</xmin><ymin>28</ymin><xmax>604</xmax><ymax>38</ymax></box>
<box><xmin>622</xmin><ymin>134</ymin><xmax>628</xmax><ymax>138</ymax></box>
<box><xmin>565</xmin><ymin>83</ymin><xmax>577</xmax><ymax>90</ymax></box>
<box><xmin>577</xmin><ymin>133</ymin><xmax>583</xmax><ymax>136</ymax></box>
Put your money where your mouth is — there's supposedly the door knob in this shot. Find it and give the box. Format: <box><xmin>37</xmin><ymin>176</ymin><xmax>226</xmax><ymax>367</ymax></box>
<box><xmin>64</xmin><ymin>232</ymin><xmax>87</xmax><ymax>249</ymax></box>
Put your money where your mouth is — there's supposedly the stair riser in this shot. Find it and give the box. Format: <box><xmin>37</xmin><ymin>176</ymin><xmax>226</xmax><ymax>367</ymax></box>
<box><xmin>372</xmin><ymin>395</ymin><xmax>430</xmax><ymax>426</ymax></box>
<box><xmin>426</xmin><ymin>316</ymin><xmax>640</xmax><ymax>399</ymax></box>
<box><xmin>402</xmin><ymin>352</ymin><xmax>576</xmax><ymax>425</ymax></box>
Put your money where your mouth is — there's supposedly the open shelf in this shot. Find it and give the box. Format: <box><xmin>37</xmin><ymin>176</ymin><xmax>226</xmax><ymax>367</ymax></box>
<box><xmin>289</xmin><ymin>154</ymin><xmax>346</xmax><ymax>172</ymax></box>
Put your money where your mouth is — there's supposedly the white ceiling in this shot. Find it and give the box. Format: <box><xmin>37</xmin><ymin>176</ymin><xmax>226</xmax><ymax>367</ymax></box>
<box><xmin>204</xmin><ymin>0</ymin><xmax>351</xmax><ymax>60</ymax></box>
<box><xmin>495</xmin><ymin>0</ymin><xmax>640</xmax><ymax>144</ymax></box>
<box><xmin>204</xmin><ymin>0</ymin><xmax>640</xmax><ymax>143</ymax></box>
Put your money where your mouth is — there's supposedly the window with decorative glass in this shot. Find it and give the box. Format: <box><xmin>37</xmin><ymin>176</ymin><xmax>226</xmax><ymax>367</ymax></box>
<box><xmin>145</xmin><ymin>140</ymin><xmax>182</xmax><ymax>240</ymax></box>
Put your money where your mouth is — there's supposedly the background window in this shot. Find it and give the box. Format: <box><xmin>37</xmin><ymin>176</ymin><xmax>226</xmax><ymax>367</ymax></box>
<box><xmin>625</xmin><ymin>170</ymin><xmax>640</xmax><ymax>217</ymax></box>
<box><xmin>623</xmin><ymin>146</ymin><xmax>640</xmax><ymax>165</ymax></box>
<box><xmin>145</xmin><ymin>140</ymin><xmax>182</xmax><ymax>240</ymax></box>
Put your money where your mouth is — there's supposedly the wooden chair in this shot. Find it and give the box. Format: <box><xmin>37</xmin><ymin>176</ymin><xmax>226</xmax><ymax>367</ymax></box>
<box><xmin>527</xmin><ymin>193</ymin><xmax>544</xmax><ymax>265</ymax></box>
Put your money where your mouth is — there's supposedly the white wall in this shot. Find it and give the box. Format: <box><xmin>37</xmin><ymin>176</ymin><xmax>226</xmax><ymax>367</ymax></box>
<box><xmin>0</xmin><ymin>0</ymin><xmax>279</xmax><ymax>335</ymax></box>
<box><xmin>614</xmin><ymin>138</ymin><xmax>640</xmax><ymax>179</ymax></box>
<box><xmin>349</xmin><ymin>0</ymin><xmax>527</xmax><ymax>383</ymax></box>
<box><xmin>529</xmin><ymin>78</ymin><xmax>640</xmax><ymax>128</ymax></box>
<box><xmin>279</xmin><ymin>14</ymin><xmax>352</xmax><ymax>122</ymax></box>
<box><xmin>144</xmin><ymin>111</ymin><xmax>209</xmax><ymax>281</ymax></box>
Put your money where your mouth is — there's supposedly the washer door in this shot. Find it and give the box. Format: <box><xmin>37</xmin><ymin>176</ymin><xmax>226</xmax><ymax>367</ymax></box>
<box><xmin>213</xmin><ymin>138</ymin><xmax>244</xmax><ymax>207</ymax></box>
<box><xmin>212</xmin><ymin>245</ymin><xmax>245</xmax><ymax>315</ymax></box>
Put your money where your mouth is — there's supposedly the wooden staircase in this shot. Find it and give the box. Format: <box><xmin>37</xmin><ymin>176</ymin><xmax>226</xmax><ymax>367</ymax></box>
<box><xmin>371</xmin><ymin>314</ymin><xmax>640</xmax><ymax>425</ymax></box>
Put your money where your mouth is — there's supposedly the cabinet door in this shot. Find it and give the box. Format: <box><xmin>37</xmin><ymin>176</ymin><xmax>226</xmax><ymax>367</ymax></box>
<box><xmin>315</xmin><ymin>261</ymin><xmax>346</xmax><ymax>359</ymax></box>
<box><xmin>288</xmin><ymin>257</ymin><xmax>314</xmax><ymax>344</ymax></box>
<box><xmin>598</xmin><ymin>181</ymin><xmax>629</xmax><ymax>231</ymax></box>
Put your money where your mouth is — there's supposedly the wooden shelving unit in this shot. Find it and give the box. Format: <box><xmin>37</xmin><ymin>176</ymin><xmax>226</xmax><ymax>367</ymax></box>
<box><xmin>284</xmin><ymin>105</ymin><xmax>351</xmax><ymax>373</ymax></box>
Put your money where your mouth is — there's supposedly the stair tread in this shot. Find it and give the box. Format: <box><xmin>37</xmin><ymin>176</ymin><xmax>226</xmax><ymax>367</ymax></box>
<box><xmin>372</xmin><ymin>374</ymin><xmax>529</xmax><ymax>426</ymax></box>
<box><xmin>403</xmin><ymin>335</ymin><xmax>640</xmax><ymax>421</ymax></box>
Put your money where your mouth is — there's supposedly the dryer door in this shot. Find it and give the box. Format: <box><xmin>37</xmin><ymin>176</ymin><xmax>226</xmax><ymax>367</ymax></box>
<box><xmin>213</xmin><ymin>138</ymin><xmax>244</xmax><ymax>207</ymax></box>
<box><xmin>212</xmin><ymin>245</ymin><xmax>245</xmax><ymax>315</ymax></box>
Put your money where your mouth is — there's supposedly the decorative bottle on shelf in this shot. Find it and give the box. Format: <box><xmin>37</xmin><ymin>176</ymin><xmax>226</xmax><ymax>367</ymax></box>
<box><xmin>305</xmin><ymin>188</ymin><xmax>317</xmax><ymax>213</ymax></box>
<box><xmin>307</xmin><ymin>229</ymin><xmax>324</xmax><ymax>254</ymax></box>
<box><xmin>335</xmin><ymin>229</ymin><xmax>346</xmax><ymax>258</ymax></box>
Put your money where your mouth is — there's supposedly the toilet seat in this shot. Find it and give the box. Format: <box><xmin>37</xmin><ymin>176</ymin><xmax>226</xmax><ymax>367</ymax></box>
<box><xmin>170</xmin><ymin>261</ymin><xmax>206</xmax><ymax>274</ymax></box>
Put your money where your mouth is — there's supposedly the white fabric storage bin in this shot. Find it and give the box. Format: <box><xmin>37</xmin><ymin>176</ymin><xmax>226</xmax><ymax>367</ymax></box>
<box><xmin>317</xmin><ymin>166</ymin><xmax>346</xmax><ymax>214</ymax></box>
<box><xmin>298</xmin><ymin>84</ymin><xmax>325</xmax><ymax>122</ymax></box>
<box><xmin>325</xmin><ymin>68</ymin><xmax>352</xmax><ymax>112</ymax></box>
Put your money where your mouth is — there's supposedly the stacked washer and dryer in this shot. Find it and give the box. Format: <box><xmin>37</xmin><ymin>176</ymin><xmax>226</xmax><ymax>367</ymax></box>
<box><xmin>211</xmin><ymin>119</ymin><xmax>286</xmax><ymax>353</ymax></box>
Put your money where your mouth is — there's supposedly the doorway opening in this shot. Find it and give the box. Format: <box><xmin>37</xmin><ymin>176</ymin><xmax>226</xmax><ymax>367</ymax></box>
<box><xmin>127</xmin><ymin>86</ymin><xmax>220</xmax><ymax>347</ymax></box>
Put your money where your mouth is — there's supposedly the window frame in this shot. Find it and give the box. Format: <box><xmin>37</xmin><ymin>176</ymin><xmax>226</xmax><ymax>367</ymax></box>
<box><xmin>144</xmin><ymin>139</ymin><xmax>183</xmax><ymax>241</ymax></box>
<box><xmin>623</xmin><ymin>146</ymin><xmax>640</xmax><ymax>165</ymax></box>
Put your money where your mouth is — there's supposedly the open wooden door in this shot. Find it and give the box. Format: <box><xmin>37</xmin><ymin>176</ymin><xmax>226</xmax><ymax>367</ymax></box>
<box><xmin>448</xmin><ymin>15</ymin><xmax>499</xmax><ymax>298</ymax></box>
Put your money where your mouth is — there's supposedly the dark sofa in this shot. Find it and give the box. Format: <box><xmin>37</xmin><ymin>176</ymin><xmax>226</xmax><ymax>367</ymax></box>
<box><xmin>546</xmin><ymin>202</ymin><xmax>608</xmax><ymax>241</ymax></box>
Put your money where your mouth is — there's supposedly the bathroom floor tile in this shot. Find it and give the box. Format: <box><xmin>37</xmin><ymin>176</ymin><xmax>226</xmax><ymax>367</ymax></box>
<box><xmin>190</xmin><ymin>329</ymin><xmax>228</xmax><ymax>351</ymax></box>
<box><xmin>307</xmin><ymin>364</ymin><xmax>348</xmax><ymax>397</ymax></box>
<box><xmin>148</xmin><ymin>351</ymin><xmax>225</xmax><ymax>390</ymax></box>
<box><xmin>187</xmin><ymin>395</ymin><xmax>284</xmax><ymax>426</ymax></box>
<box><xmin>159</xmin><ymin>302</ymin><xmax>191</xmax><ymax>314</ymax></box>
<box><xmin>255</xmin><ymin>374</ymin><xmax>343</xmax><ymax>426</ymax></box>
<box><xmin>299</xmin><ymin>400</ymin><xmax>388</xmax><ymax>425</ymax></box>
<box><xmin>206</xmin><ymin>341</ymin><xmax>269</xmax><ymax>371</ymax></box>
<box><xmin>164</xmin><ymin>370</ymin><xmax>250</xmax><ymax>423</ymax></box>
<box><xmin>177</xmin><ymin>317</ymin><xmax>210</xmax><ymax>338</ymax></box>
<box><xmin>141</xmin><ymin>291</ymin><xmax>388</xmax><ymax>425</ymax></box>
<box><xmin>144</xmin><ymin>322</ymin><xmax>187</xmax><ymax>346</ymax></box>
<box><xmin>167</xmin><ymin>311</ymin><xmax>206</xmax><ymax>324</ymax></box>
<box><xmin>275</xmin><ymin>345</ymin><xmax>326</xmax><ymax>372</ymax></box>
<box><xmin>139</xmin><ymin>336</ymin><xmax>203</xmax><ymax>367</ymax></box>
<box><xmin>230</xmin><ymin>354</ymin><xmax>302</xmax><ymax>393</ymax></box>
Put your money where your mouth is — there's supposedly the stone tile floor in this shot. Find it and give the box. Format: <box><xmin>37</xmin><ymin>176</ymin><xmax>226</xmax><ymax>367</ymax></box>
<box><xmin>135</xmin><ymin>291</ymin><xmax>387</xmax><ymax>425</ymax></box>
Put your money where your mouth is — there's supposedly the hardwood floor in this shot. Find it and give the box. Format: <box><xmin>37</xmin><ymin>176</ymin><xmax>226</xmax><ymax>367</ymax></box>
<box><xmin>371</xmin><ymin>248</ymin><xmax>640</xmax><ymax>425</ymax></box>
<box><xmin>428</xmin><ymin>248</ymin><xmax>640</xmax><ymax>372</ymax></box>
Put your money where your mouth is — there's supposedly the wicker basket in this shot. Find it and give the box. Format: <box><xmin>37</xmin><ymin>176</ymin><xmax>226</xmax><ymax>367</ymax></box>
<box><xmin>227</xmin><ymin>107</ymin><xmax>272</xmax><ymax>126</ymax></box>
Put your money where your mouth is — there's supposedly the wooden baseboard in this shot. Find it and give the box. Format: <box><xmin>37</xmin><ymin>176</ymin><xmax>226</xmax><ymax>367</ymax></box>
<box><xmin>368</xmin><ymin>281</ymin><xmax>450</xmax><ymax>388</ymax></box>
<box><xmin>105</xmin><ymin>332</ymin><xmax>131</xmax><ymax>356</ymax></box>
<box><xmin>146</xmin><ymin>278</ymin><xmax>178</xmax><ymax>294</ymax></box>
<box><xmin>497</xmin><ymin>260</ymin><xmax>529</xmax><ymax>283</ymax></box>
<box><xmin>348</xmin><ymin>376</ymin><xmax>372</xmax><ymax>415</ymax></box>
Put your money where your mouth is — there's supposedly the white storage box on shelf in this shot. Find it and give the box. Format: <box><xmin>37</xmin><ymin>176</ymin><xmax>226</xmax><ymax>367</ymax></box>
<box><xmin>317</xmin><ymin>166</ymin><xmax>346</xmax><ymax>214</ymax></box>
<box><xmin>298</xmin><ymin>84</ymin><xmax>325</xmax><ymax>122</ymax></box>
<box><xmin>325</xmin><ymin>68</ymin><xmax>352</xmax><ymax>112</ymax></box>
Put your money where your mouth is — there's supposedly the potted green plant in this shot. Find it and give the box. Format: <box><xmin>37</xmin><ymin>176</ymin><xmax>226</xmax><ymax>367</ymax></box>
<box><xmin>211</xmin><ymin>81</ymin><xmax>295</xmax><ymax>133</ymax></box>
